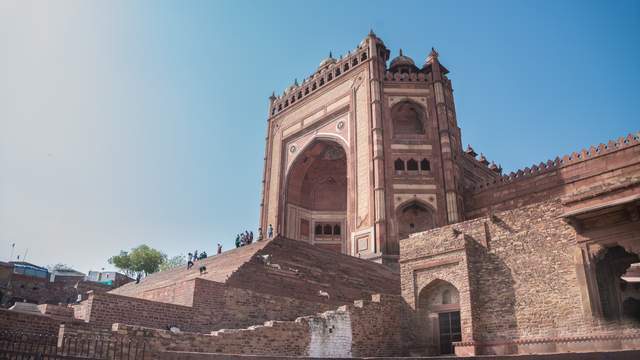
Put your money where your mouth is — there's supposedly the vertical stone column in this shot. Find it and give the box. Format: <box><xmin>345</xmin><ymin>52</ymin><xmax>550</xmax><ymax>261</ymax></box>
<box><xmin>260</xmin><ymin>96</ymin><xmax>277</xmax><ymax>235</ymax></box>
<box><xmin>430</xmin><ymin>51</ymin><xmax>463</xmax><ymax>224</ymax></box>
<box><xmin>368</xmin><ymin>36</ymin><xmax>388</xmax><ymax>256</ymax></box>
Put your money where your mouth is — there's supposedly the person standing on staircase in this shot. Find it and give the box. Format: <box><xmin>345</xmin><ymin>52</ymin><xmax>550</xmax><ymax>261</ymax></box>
<box><xmin>267</xmin><ymin>224</ymin><xmax>274</xmax><ymax>239</ymax></box>
<box><xmin>217</xmin><ymin>243</ymin><xmax>222</xmax><ymax>254</ymax></box>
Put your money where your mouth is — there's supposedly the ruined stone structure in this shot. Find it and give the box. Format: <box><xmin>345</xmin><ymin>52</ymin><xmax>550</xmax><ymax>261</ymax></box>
<box><xmin>2</xmin><ymin>32</ymin><xmax>638</xmax><ymax>359</ymax></box>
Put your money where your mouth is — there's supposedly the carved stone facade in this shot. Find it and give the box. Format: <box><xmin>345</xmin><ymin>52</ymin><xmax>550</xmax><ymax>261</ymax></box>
<box><xmin>260</xmin><ymin>32</ymin><xmax>501</xmax><ymax>265</ymax></box>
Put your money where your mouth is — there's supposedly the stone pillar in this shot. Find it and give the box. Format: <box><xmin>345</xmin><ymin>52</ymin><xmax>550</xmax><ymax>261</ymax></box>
<box><xmin>429</xmin><ymin>51</ymin><xmax>463</xmax><ymax>224</ymax></box>
<box><xmin>368</xmin><ymin>35</ymin><xmax>388</xmax><ymax>256</ymax></box>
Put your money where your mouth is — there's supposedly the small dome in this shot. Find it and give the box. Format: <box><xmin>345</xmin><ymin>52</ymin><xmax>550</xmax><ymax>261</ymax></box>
<box><xmin>284</xmin><ymin>79</ymin><xmax>299</xmax><ymax>93</ymax></box>
<box><xmin>389</xmin><ymin>49</ymin><xmax>415</xmax><ymax>69</ymax></box>
<box><xmin>319</xmin><ymin>52</ymin><xmax>336</xmax><ymax>68</ymax></box>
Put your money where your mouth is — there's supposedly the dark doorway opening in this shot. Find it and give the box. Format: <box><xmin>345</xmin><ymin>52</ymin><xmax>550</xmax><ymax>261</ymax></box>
<box><xmin>438</xmin><ymin>311</ymin><xmax>461</xmax><ymax>354</ymax></box>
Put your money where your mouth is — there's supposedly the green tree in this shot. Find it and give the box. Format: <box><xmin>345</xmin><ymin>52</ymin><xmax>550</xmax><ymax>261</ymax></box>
<box><xmin>108</xmin><ymin>245</ymin><xmax>167</xmax><ymax>277</ymax></box>
<box><xmin>46</xmin><ymin>263</ymin><xmax>74</xmax><ymax>272</ymax></box>
<box><xmin>159</xmin><ymin>254</ymin><xmax>187</xmax><ymax>272</ymax></box>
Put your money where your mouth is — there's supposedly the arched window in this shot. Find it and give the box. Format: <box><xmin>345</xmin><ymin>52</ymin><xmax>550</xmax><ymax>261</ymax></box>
<box><xmin>391</xmin><ymin>101</ymin><xmax>425</xmax><ymax>136</ymax></box>
<box><xmin>420</xmin><ymin>159</ymin><xmax>430</xmax><ymax>171</ymax></box>
<box><xmin>344</xmin><ymin>63</ymin><xmax>349</xmax><ymax>71</ymax></box>
<box><xmin>361</xmin><ymin>52</ymin><xmax>368</xmax><ymax>61</ymax></box>
<box><xmin>312</xmin><ymin>83</ymin><xmax>317</xmax><ymax>91</ymax></box>
<box><xmin>333</xmin><ymin>224</ymin><xmax>341</xmax><ymax>235</ymax></box>
<box><xmin>394</xmin><ymin>158</ymin><xmax>405</xmax><ymax>171</ymax></box>
<box><xmin>323</xmin><ymin>224</ymin><xmax>333</xmax><ymax>235</ymax></box>
<box><xmin>315</xmin><ymin>224</ymin><xmax>322</xmax><ymax>235</ymax></box>
<box><xmin>335</xmin><ymin>68</ymin><xmax>341</xmax><ymax>76</ymax></box>
<box><xmin>319</xmin><ymin>78</ymin><xmax>325</xmax><ymax>86</ymax></box>
<box><xmin>397</xmin><ymin>202</ymin><xmax>435</xmax><ymax>239</ymax></box>
<box><xmin>442</xmin><ymin>290</ymin><xmax>452</xmax><ymax>304</ymax></box>
<box><xmin>407</xmin><ymin>159</ymin><xmax>418</xmax><ymax>171</ymax></box>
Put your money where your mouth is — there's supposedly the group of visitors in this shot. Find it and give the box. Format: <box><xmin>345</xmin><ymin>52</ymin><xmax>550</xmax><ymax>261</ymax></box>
<box><xmin>185</xmin><ymin>243</ymin><xmax>223</xmax><ymax>273</ymax></box>
<box><xmin>235</xmin><ymin>230</ymin><xmax>254</xmax><ymax>248</ymax></box>
<box><xmin>234</xmin><ymin>224</ymin><xmax>275</xmax><ymax>248</ymax></box>
<box><xmin>186</xmin><ymin>250</ymin><xmax>206</xmax><ymax>270</ymax></box>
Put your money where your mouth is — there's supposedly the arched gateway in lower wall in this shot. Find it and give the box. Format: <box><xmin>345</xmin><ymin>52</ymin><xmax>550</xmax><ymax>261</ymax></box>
<box><xmin>416</xmin><ymin>279</ymin><xmax>462</xmax><ymax>355</ymax></box>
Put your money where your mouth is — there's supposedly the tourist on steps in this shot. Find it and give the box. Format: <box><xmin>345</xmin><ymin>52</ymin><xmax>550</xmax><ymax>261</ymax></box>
<box><xmin>187</xmin><ymin>253</ymin><xmax>194</xmax><ymax>269</ymax></box>
<box><xmin>257</xmin><ymin>228</ymin><xmax>263</xmax><ymax>241</ymax></box>
<box><xmin>267</xmin><ymin>224</ymin><xmax>273</xmax><ymax>239</ymax></box>
<box><xmin>217</xmin><ymin>243</ymin><xmax>222</xmax><ymax>254</ymax></box>
<box><xmin>235</xmin><ymin>234</ymin><xmax>240</xmax><ymax>248</ymax></box>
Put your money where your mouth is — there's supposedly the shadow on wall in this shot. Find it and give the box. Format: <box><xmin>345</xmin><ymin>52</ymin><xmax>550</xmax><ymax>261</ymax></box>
<box><xmin>465</xmin><ymin>233</ymin><xmax>518</xmax><ymax>343</ymax></box>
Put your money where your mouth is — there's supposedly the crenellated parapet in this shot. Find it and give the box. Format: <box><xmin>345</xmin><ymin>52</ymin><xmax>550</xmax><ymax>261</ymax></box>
<box><xmin>469</xmin><ymin>132</ymin><xmax>640</xmax><ymax>193</ymax></box>
<box><xmin>269</xmin><ymin>37</ymin><xmax>379</xmax><ymax>118</ymax></box>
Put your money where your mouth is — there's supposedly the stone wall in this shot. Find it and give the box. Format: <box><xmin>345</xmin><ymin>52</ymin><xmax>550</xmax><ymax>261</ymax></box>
<box><xmin>192</xmin><ymin>278</ymin><xmax>334</xmax><ymax>330</ymax></box>
<box><xmin>2</xmin><ymin>272</ymin><xmax>114</xmax><ymax>307</ymax></box>
<box><xmin>78</xmin><ymin>278</ymin><xmax>332</xmax><ymax>333</ymax></box>
<box><xmin>83</xmin><ymin>291</ymin><xmax>194</xmax><ymax>331</ymax></box>
<box><xmin>401</xmin><ymin>198</ymin><xmax>640</xmax><ymax>355</ymax></box>
<box><xmin>104</xmin><ymin>294</ymin><xmax>404</xmax><ymax>358</ymax></box>
<box><xmin>37</xmin><ymin>303</ymin><xmax>75</xmax><ymax>321</ymax></box>
<box><xmin>0</xmin><ymin>309</ymin><xmax>65</xmax><ymax>335</ymax></box>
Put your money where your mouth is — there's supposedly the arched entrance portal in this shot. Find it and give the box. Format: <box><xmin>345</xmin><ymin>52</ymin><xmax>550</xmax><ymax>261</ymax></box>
<box><xmin>417</xmin><ymin>279</ymin><xmax>462</xmax><ymax>355</ymax></box>
<box><xmin>285</xmin><ymin>140</ymin><xmax>347</xmax><ymax>254</ymax></box>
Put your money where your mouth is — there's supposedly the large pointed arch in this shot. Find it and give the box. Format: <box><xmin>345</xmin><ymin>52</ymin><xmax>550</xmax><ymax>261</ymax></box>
<box><xmin>283</xmin><ymin>138</ymin><xmax>348</xmax><ymax>254</ymax></box>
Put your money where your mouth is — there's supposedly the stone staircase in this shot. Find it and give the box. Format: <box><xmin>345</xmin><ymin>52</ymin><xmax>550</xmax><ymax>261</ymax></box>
<box><xmin>109</xmin><ymin>237</ymin><xmax>400</xmax><ymax>305</ymax></box>
<box><xmin>110</xmin><ymin>240</ymin><xmax>271</xmax><ymax>298</ymax></box>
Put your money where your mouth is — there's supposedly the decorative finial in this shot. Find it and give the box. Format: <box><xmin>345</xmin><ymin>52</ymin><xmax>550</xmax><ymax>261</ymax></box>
<box><xmin>430</xmin><ymin>47</ymin><xmax>439</xmax><ymax>59</ymax></box>
<box><xmin>369</xmin><ymin>28</ymin><xmax>375</xmax><ymax>36</ymax></box>
<box><xmin>269</xmin><ymin>91</ymin><xmax>276</xmax><ymax>102</ymax></box>
<box><xmin>399</xmin><ymin>48</ymin><xmax>403</xmax><ymax>56</ymax></box>
<box><xmin>329</xmin><ymin>51</ymin><xmax>333</xmax><ymax>59</ymax></box>
<box><xmin>465</xmin><ymin>144</ymin><xmax>477</xmax><ymax>157</ymax></box>
<box><xmin>294</xmin><ymin>78</ymin><xmax>298</xmax><ymax>86</ymax></box>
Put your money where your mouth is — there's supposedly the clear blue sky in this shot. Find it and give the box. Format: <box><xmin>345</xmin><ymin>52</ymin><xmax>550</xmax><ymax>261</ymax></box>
<box><xmin>1</xmin><ymin>0</ymin><xmax>638</xmax><ymax>273</ymax></box>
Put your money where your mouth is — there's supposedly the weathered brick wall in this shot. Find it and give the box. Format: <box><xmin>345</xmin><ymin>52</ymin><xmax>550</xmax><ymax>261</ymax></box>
<box><xmin>0</xmin><ymin>309</ymin><xmax>64</xmax><ymax>335</ymax></box>
<box><xmin>349</xmin><ymin>294</ymin><xmax>405</xmax><ymax>357</ymax></box>
<box><xmin>37</xmin><ymin>304</ymin><xmax>75</xmax><ymax>321</ymax></box>
<box><xmin>401</xmin><ymin>198</ymin><xmax>640</xmax><ymax>353</ymax></box>
<box><xmin>138</xmin><ymin>279</ymin><xmax>196</xmax><ymax>306</ymax></box>
<box><xmin>83</xmin><ymin>291</ymin><xmax>194</xmax><ymax>331</ymax></box>
<box><xmin>192</xmin><ymin>278</ymin><xmax>334</xmax><ymax>330</ymax></box>
<box><xmin>3</xmin><ymin>274</ymin><xmax>114</xmax><ymax>307</ymax></box>
<box><xmin>78</xmin><ymin>279</ymin><xmax>332</xmax><ymax>333</ymax></box>
<box><xmin>108</xmin><ymin>294</ymin><xmax>405</xmax><ymax>358</ymax></box>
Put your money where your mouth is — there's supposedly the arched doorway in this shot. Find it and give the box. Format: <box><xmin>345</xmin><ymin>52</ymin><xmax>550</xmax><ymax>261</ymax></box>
<box><xmin>417</xmin><ymin>279</ymin><xmax>461</xmax><ymax>355</ymax></box>
<box><xmin>284</xmin><ymin>140</ymin><xmax>347</xmax><ymax>254</ymax></box>
<box><xmin>397</xmin><ymin>201</ymin><xmax>435</xmax><ymax>240</ymax></box>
